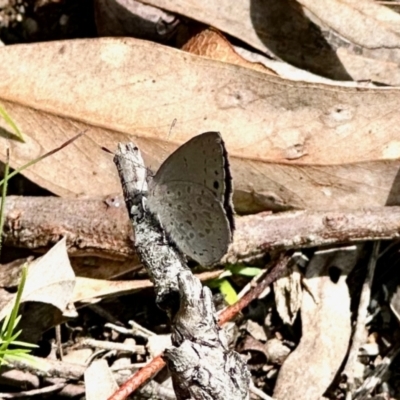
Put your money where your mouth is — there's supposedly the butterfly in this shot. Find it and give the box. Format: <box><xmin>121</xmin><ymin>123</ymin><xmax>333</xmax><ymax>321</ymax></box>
<box><xmin>146</xmin><ymin>132</ymin><xmax>234</xmax><ymax>266</ymax></box>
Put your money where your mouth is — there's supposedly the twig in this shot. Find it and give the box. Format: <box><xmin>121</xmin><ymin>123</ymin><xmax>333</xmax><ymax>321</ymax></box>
<box><xmin>111</xmin><ymin>143</ymin><xmax>250</xmax><ymax>400</ymax></box>
<box><xmin>128</xmin><ymin>320</ymin><xmax>156</xmax><ymax>337</ymax></box>
<box><xmin>109</xmin><ymin>354</ymin><xmax>166</xmax><ymax>400</ymax></box>
<box><xmin>3</xmin><ymin>196</ymin><xmax>135</xmax><ymax>260</ymax></box>
<box><xmin>0</xmin><ymin>382</ymin><xmax>66</xmax><ymax>398</ymax></box>
<box><xmin>250</xmin><ymin>382</ymin><xmax>275</xmax><ymax>400</ymax></box>
<box><xmin>76</xmin><ymin>338</ymin><xmax>146</xmax><ymax>355</ymax></box>
<box><xmin>342</xmin><ymin>242</ymin><xmax>380</xmax><ymax>398</ymax></box>
<box><xmin>5</xmin><ymin>357</ymin><xmax>86</xmax><ymax>380</ymax></box>
<box><xmin>3</xmin><ymin>196</ymin><xmax>400</xmax><ymax>264</ymax></box>
<box><xmin>218</xmin><ymin>252</ymin><xmax>292</xmax><ymax>324</ymax></box>
<box><xmin>55</xmin><ymin>325</ymin><xmax>63</xmax><ymax>360</ymax></box>
<box><xmin>353</xmin><ymin>344</ymin><xmax>400</xmax><ymax>399</ymax></box>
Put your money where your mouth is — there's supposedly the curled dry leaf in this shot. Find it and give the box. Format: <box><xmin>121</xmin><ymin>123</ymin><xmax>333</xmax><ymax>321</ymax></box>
<box><xmin>0</xmin><ymin>238</ymin><xmax>76</xmax><ymax>344</ymax></box>
<box><xmin>0</xmin><ymin>238</ymin><xmax>75</xmax><ymax>322</ymax></box>
<box><xmin>141</xmin><ymin>0</ymin><xmax>400</xmax><ymax>84</ymax></box>
<box><xmin>72</xmin><ymin>277</ymin><xmax>153</xmax><ymax>303</ymax></box>
<box><xmin>273</xmin><ymin>263</ymin><xmax>302</xmax><ymax>325</ymax></box>
<box><xmin>298</xmin><ymin>0</ymin><xmax>400</xmax><ymax>85</ymax></box>
<box><xmin>1</xmin><ymin>39</ymin><xmax>400</xmax><ymax>212</ymax></box>
<box><xmin>273</xmin><ymin>246</ymin><xmax>359</xmax><ymax>400</ymax></box>
<box><xmin>182</xmin><ymin>27</ymin><xmax>275</xmax><ymax>75</ymax></box>
<box><xmin>73</xmin><ymin>269</ymin><xmax>222</xmax><ymax>303</ymax></box>
<box><xmin>84</xmin><ymin>359</ymin><xmax>118</xmax><ymax>400</ymax></box>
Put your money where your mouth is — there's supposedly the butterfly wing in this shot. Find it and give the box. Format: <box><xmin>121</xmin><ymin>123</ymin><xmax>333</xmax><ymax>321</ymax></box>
<box><xmin>147</xmin><ymin>181</ymin><xmax>232</xmax><ymax>265</ymax></box>
<box><xmin>151</xmin><ymin>132</ymin><xmax>234</xmax><ymax>230</ymax></box>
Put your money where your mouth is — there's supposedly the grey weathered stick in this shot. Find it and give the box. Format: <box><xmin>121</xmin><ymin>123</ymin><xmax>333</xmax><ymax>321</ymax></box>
<box><xmin>113</xmin><ymin>143</ymin><xmax>250</xmax><ymax>399</ymax></box>
<box><xmin>113</xmin><ymin>143</ymin><xmax>187</xmax><ymax>307</ymax></box>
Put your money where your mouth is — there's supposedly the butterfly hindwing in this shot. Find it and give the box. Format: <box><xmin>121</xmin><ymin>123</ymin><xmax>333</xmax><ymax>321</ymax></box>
<box><xmin>147</xmin><ymin>182</ymin><xmax>232</xmax><ymax>265</ymax></box>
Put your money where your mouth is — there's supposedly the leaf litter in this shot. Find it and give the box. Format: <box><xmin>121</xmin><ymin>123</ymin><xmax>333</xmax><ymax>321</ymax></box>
<box><xmin>1</xmin><ymin>1</ymin><xmax>400</xmax><ymax>399</ymax></box>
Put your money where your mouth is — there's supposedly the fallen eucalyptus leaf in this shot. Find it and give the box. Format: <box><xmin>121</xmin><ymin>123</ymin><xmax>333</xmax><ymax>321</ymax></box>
<box><xmin>1</xmin><ymin>39</ymin><xmax>400</xmax><ymax>212</ymax></box>
<box><xmin>85</xmin><ymin>359</ymin><xmax>118</xmax><ymax>400</ymax></box>
<box><xmin>0</xmin><ymin>238</ymin><xmax>76</xmax><ymax>344</ymax></box>
<box><xmin>273</xmin><ymin>246</ymin><xmax>358</xmax><ymax>400</ymax></box>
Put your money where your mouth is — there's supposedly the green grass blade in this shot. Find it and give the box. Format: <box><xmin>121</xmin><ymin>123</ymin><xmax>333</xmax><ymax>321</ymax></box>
<box><xmin>0</xmin><ymin>266</ymin><xmax>28</xmax><ymax>366</ymax></box>
<box><xmin>0</xmin><ymin>105</ymin><xmax>24</xmax><ymax>142</ymax></box>
<box><xmin>1</xmin><ymin>348</ymin><xmax>31</xmax><ymax>356</ymax></box>
<box><xmin>0</xmin><ymin>149</ymin><xmax>9</xmax><ymax>254</ymax></box>
<box><xmin>219</xmin><ymin>279</ymin><xmax>238</xmax><ymax>305</ymax></box>
<box><xmin>5</xmin><ymin>329</ymin><xmax>23</xmax><ymax>344</ymax></box>
<box><xmin>0</xmin><ymin>309</ymin><xmax>11</xmax><ymax>336</ymax></box>
<box><xmin>4</xmin><ymin>265</ymin><xmax>27</xmax><ymax>343</ymax></box>
<box><xmin>8</xmin><ymin>340</ymin><xmax>38</xmax><ymax>349</ymax></box>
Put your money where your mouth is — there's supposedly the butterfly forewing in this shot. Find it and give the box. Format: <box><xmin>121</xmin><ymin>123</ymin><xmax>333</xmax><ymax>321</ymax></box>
<box><xmin>152</xmin><ymin>132</ymin><xmax>228</xmax><ymax>200</ymax></box>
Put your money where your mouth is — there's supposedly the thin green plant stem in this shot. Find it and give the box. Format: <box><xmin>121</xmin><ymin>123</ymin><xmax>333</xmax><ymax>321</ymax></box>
<box><xmin>0</xmin><ymin>148</ymin><xmax>9</xmax><ymax>254</ymax></box>
<box><xmin>4</xmin><ymin>266</ymin><xmax>27</xmax><ymax>344</ymax></box>
<box><xmin>0</xmin><ymin>265</ymin><xmax>34</xmax><ymax>366</ymax></box>
<box><xmin>0</xmin><ymin>131</ymin><xmax>85</xmax><ymax>187</ymax></box>
<box><xmin>0</xmin><ymin>104</ymin><xmax>24</xmax><ymax>142</ymax></box>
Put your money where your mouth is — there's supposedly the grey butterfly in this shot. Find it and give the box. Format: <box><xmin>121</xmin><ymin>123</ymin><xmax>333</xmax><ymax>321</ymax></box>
<box><xmin>146</xmin><ymin>131</ymin><xmax>234</xmax><ymax>266</ymax></box>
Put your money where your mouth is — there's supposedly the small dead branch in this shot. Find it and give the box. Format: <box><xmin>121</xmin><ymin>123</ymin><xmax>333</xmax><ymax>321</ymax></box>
<box><xmin>0</xmin><ymin>382</ymin><xmax>66</xmax><ymax>398</ymax></box>
<box><xmin>2</xmin><ymin>196</ymin><xmax>135</xmax><ymax>260</ymax></box>
<box><xmin>5</xmin><ymin>357</ymin><xmax>86</xmax><ymax>381</ymax></box>
<box><xmin>76</xmin><ymin>338</ymin><xmax>146</xmax><ymax>355</ymax></box>
<box><xmin>218</xmin><ymin>252</ymin><xmax>292</xmax><ymax>324</ymax></box>
<box><xmin>3</xmin><ymin>196</ymin><xmax>400</xmax><ymax>265</ymax></box>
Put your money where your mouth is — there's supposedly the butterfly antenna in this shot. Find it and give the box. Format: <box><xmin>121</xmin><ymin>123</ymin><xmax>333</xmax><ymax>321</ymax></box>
<box><xmin>167</xmin><ymin>118</ymin><xmax>177</xmax><ymax>139</ymax></box>
<box><xmin>101</xmin><ymin>146</ymin><xmax>114</xmax><ymax>155</ymax></box>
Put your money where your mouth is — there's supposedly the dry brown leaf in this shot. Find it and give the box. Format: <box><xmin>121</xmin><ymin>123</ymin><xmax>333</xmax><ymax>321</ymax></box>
<box><xmin>298</xmin><ymin>0</ymin><xmax>400</xmax><ymax>85</ymax></box>
<box><xmin>273</xmin><ymin>263</ymin><xmax>302</xmax><ymax>325</ymax></box>
<box><xmin>73</xmin><ymin>277</ymin><xmax>153</xmax><ymax>303</ymax></box>
<box><xmin>299</xmin><ymin>0</ymin><xmax>400</xmax><ymax>48</ymax></box>
<box><xmin>0</xmin><ymin>238</ymin><xmax>76</xmax><ymax>344</ymax></box>
<box><xmin>182</xmin><ymin>28</ymin><xmax>275</xmax><ymax>75</ymax></box>
<box><xmin>1</xmin><ymin>38</ymin><xmax>400</xmax><ymax>213</ymax></box>
<box><xmin>138</xmin><ymin>0</ymin><xmax>354</xmax><ymax>80</ymax></box>
<box><xmin>0</xmin><ymin>238</ymin><xmax>75</xmax><ymax>322</ymax></box>
<box><xmin>94</xmin><ymin>0</ymin><xmax>178</xmax><ymax>40</ymax></box>
<box><xmin>73</xmin><ymin>269</ymin><xmax>223</xmax><ymax>302</ymax></box>
<box><xmin>120</xmin><ymin>0</ymin><xmax>369</xmax><ymax>85</ymax></box>
<box><xmin>139</xmin><ymin>0</ymin><xmax>278</xmax><ymax>59</ymax></box>
<box><xmin>233</xmin><ymin>45</ymin><xmax>378</xmax><ymax>86</ymax></box>
<box><xmin>84</xmin><ymin>359</ymin><xmax>118</xmax><ymax>400</ymax></box>
<box><xmin>273</xmin><ymin>246</ymin><xmax>358</xmax><ymax>400</ymax></box>
<box><xmin>142</xmin><ymin>0</ymin><xmax>400</xmax><ymax>84</ymax></box>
